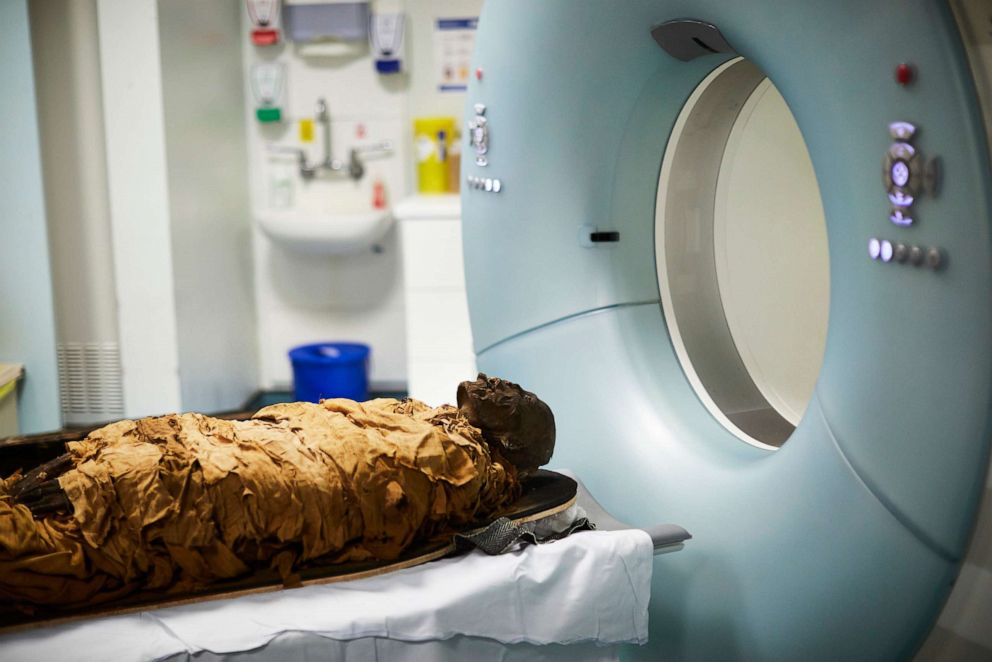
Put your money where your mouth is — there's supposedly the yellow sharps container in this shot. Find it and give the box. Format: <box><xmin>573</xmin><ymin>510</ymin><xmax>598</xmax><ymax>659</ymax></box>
<box><xmin>413</xmin><ymin>117</ymin><xmax>455</xmax><ymax>193</ymax></box>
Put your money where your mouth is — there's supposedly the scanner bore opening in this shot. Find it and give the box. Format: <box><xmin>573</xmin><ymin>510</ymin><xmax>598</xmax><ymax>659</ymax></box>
<box><xmin>656</xmin><ymin>57</ymin><xmax>830</xmax><ymax>450</ymax></box>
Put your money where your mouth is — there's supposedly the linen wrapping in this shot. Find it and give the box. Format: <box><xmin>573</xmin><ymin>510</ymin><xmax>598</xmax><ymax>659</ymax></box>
<box><xmin>0</xmin><ymin>398</ymin><xmax>520</xmax><ymax>607</ymax></box>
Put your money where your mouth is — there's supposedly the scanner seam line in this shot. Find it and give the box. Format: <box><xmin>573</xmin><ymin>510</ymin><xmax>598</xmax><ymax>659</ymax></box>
<box><xmin>475</xmin><ymin>300</ymin><xmax>661</xmax><ymax>357</ymax></box>
<box><xmin>812</xmin><ymin>393</ymin><xmax>956</xmax><ymax>563</ymax></box>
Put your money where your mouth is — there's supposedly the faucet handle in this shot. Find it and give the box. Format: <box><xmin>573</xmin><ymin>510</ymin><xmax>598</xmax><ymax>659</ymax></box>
<box><xmin>347</xmin><ymin>141</ymin><xmax>393</xmax><ymax>180</ymax></box>
<box><xmin>353</xmin><ymin>140</ymin><xmax>393</xmax><ymax>154</ymax></box>
<box><xmin>266</xmin><ymin>144</ymin><xmax>316</xmax><ymax>180</ymax></box>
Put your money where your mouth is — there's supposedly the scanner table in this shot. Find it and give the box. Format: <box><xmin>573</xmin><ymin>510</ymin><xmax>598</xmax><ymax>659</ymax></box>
<box><xmin>0</xmin><ymin>472</ymin><xmax>685</xmax><ymax>661</ymax></box>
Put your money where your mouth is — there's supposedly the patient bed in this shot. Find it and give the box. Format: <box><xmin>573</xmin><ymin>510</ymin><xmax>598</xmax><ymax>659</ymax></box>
<box><xmin>0</xmin><ymin>475</ymin><xmax>688</xmax><ymax>661</ymax></box>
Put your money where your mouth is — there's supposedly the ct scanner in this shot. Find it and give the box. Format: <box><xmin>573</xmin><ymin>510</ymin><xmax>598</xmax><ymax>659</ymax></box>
<box><xmin>461</xmin><ymin>1</ymin><xmax>992</xmax><ymax>659</ymax></box>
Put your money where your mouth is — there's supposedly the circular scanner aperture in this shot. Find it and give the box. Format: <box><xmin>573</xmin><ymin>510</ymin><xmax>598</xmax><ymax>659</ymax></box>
<box><xmin>656</xmin><ymin>58</ymin><xmax>830</xmax><ymax>450</ymax></box>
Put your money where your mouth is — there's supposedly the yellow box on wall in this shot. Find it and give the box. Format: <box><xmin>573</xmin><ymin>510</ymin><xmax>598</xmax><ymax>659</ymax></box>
<box><xmin>413</xmin><ymin>117</ymin><xmax>455</xmax><ymax>193</ymax></box>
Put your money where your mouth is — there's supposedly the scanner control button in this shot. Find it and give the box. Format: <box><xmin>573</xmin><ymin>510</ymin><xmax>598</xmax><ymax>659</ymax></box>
<box><xmin>909</xmin><ymin>245</ymin><xmax>924</xmax><ymax>266</ymax></box>
<box><xmin>469</xmin><ymin>102</ymin><xmax>490</xmax><ymax>166</ymax></box>
<box><xmin>891</xmin><ymin>160</ymin><xmax>910</xmax><ymax>187</ymax></box>
<box><xmin>880</xmin><ymin>240</ymin><xmax>894</xmax><ymax>262</ymax></box>
<box><xmin>868</xmin><ymin>237</ymin><xmax>882</xmax><ymax>260</ymax></box>
<box><xmin>883</xmin><ymin>121</ymin><xmax>926</xmax><ymax>227</ymax></box>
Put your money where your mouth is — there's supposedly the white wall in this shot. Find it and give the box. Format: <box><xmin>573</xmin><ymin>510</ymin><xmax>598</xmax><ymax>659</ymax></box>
<box><xmin>20</xmin><ymin>0</ymin><xmax>486</xmax><ymax>421</ymax></box>
<box><xmin>26</xmin><ymin>0</ymin><xmax>256</xmax><ymax>422</ymax></box>
<box><xmin>0</xmin><ymin>0</ymin><xmax>62</xmax><ymax>433</ymax></box>
<box><xmin>159</xmin><ymin>0</ymin><xmax>258</xmax><ymax>412</ymax></box>
<box><xmin>96</xmin><ymin>0</ymin><xmax>183</xmax><ymax>418</ymax></box>
<box><xmin>407</xmin><ymin>0</ymin><xmax>485</xmax><ymax>169</ymax></box>
<box><xmin>248</xmin><ymin>0</ymin><xmax>482</xmax><ymax>391</ymax></box>
<box><xmin>246</xmin><ymin>14</ymin><xmax>408</xmax><ymax>390</ymax></box>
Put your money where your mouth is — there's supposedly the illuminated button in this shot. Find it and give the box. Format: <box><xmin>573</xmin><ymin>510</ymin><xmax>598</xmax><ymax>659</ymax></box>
<box><xmin>891</xmin><ymin>160</ymin><xmax>910</xmax><ymax>187</ymax></box>
<box><xmin>484</xmin><ymin>178</ymin><xmax>493</xmax><ymax>191</ymax></box>
<box><xmin>888</xmin><ymin>121</ymin><xmax>917</xmax><ymax>140</ymax></box>
<box><xmin>868</xmin><ymin>237</ymin><xmax>882</xmax><ymax>260</ymax></box>
<box><xmin>888</xmin><ymin>142</ymin><xmax>916</xmax><ymax>160</ymax></box>
<box><xmin>880</xmin><ymin>240</ymin><xmax>894</xmax><ymax>263</ymax></box>
<box><xmin>888</xmin><ymin>190</ymin><xmax>914</xmax><ymax>207</ymax></box>
<box><xmin>492</xmin><ymin>178</ymin><xmax>502</xmax><ymax>193</ymax></box>
<box><xmin>889</xmin><ymin>208</ymin><xmax>913</xmax><ymax>226</ymax></box>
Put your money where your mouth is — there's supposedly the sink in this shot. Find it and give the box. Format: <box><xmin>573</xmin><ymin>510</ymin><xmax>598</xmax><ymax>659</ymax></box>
<box><xmin>255</xmin><ymin>209</ymin><xmax>393</xmax><ymax>255</ymax></box>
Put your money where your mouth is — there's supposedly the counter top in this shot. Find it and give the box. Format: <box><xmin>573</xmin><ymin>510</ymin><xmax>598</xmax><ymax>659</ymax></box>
<box><xmin>393</xmin><ymin>194</ymin><xmax>461</xmax><ymax>221</ymax></box>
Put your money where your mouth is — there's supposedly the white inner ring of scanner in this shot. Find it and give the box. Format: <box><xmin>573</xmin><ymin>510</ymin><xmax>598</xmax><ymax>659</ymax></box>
<box><xmin>655</xmin><ymin>57</ymin><xmax>830</xmax><ymax>450</ymax></box>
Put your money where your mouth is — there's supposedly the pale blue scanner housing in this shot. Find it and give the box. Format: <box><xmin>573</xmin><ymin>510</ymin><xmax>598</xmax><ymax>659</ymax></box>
<box><xmin>461</xmin><ymin>1</ymin><xmax>992</xmax><ymax>659</ymax></box>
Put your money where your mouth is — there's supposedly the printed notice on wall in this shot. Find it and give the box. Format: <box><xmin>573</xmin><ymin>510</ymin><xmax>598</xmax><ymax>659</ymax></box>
<box><xmin>434</xmin><ymin>17</ymin><xmax>478</xmax><ymax>92</ymax></box>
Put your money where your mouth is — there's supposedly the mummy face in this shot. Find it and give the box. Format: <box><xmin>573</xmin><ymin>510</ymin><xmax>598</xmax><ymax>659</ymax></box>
<box><xmin>456</xmin><ymin>374</ymin><xmax>556</xmax><ymax>476</ymax></box>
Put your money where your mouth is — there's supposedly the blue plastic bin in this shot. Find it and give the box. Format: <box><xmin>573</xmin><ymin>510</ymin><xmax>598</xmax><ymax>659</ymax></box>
<box><xmin>289</xmin><ymin>342</ymin><xmax>370</xmax><ymax>403</ymax></box>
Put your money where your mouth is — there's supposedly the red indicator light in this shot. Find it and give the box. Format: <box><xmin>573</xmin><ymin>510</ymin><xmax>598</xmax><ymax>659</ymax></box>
<box><xmin>475</xmin><ymin>67</ymin><xmax>484</xmax><ymax>81</ymax></box>
<box><xmin>895</xmin><ymin>63</ymin><xmax>914</xmax><ymax>86</ymax></box>
<box><xmin>251</xmin><ymin>29</ymin><xmax>280</xmax><ymax>46</ymax></box>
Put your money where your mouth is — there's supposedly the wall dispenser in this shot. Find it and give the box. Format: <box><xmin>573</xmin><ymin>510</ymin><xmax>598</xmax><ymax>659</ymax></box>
<box><xmin>283</xmin><ymin>0</ymin><xmax>370</xmax><ymax>58</ymax></box>
<box><xmin>250</xmin><ymin>62</ymin><xmax>285</xmax><ymax>123</ymax></box>
<box><xmin>369</xmin><ymin>10</ymin><xmax>405</xmax><ymax>74</ymax></box>
<box><xmin>247</xmin><ymin>0</ymin><xmax>281</xmax><ymax>46</ymax></box>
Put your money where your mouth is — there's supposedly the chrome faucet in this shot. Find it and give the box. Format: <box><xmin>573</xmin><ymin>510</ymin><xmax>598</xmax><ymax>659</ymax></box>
<box><xmin>269</xmin><ymin>98</ymin><xmax>394</xmax><ymax>181</ymax></box>
<box><xmin>314</xmin><ymin>98</ymin><xmax>335</xmax><ymax>173</ymax></box>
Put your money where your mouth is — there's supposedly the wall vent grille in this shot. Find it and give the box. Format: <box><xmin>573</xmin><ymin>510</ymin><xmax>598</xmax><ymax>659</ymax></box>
<box><xmin>57</xmin><ymin>342</ymin><xmax>124</xmax><ymax>424</ymax></box>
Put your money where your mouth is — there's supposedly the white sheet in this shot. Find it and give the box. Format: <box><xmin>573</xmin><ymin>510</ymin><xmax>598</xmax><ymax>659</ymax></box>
<box><xmin>0</xmin><ymin>529</ymin><xmax>653</xmax><ymax>661</ymax></box>
<box><xmin>164</xmin><ymin>633</ymin><xmax>626</xmax><ymax>662</ymax></box>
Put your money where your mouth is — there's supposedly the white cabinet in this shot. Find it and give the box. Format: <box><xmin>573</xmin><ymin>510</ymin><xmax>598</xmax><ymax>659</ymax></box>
<box><xmin>396</xmin><ymin>196</ymin><xmax>477</xmax><ymax>406</ymax></box>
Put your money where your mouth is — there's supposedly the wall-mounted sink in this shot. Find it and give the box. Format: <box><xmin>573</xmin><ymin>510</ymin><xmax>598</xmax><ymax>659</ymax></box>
<box><xmin>256</xmin><ymin>209</ymin><xmax>393</xmax><ymax>255</ymax></box>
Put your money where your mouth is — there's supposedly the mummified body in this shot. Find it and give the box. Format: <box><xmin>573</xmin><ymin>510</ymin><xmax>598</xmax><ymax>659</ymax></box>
<box><xmin>0</xmin><ymin>375</ymin><xmax>555</xmax><ymax>608</ymax></box>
